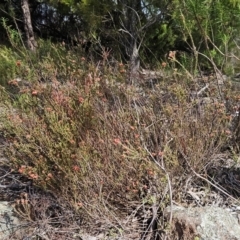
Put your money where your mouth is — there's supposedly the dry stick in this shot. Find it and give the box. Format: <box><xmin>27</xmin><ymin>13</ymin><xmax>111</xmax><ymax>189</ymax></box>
<box><xmin>95</xmin><ymin>191</ymin><xmax>125</xmax><ymax>236</ymax></box>
<box><xmin>178</xmin><ymin>147</ymin><xmax>240</xmax><ymax>203</ymax></box>
<box><xmin>165</xmin><ymin>129</ymin><xmax>239</xmax><ymax>203</ymax></box>
<box><xmin>208</xmin><ymin>36</ymin><xmax>234</xmax><ymax>58</ymax></box>
<box><xmin>144</xmin><ymin>138</ymin><xmax>173</xmax><ymax>227</ymax></box>
<box><xmin>142</xmin><ymin>148</ymin><xmax>173</xmax><ymax>240</ymax></box>
<box><xmin>197</xmin><ymin>52</ymin><xmax>224</xmax><ymax>100</ymax></box>
<box><xmin>197</xmin><ymin>84</ymin><xmax>209</xmax><ymax>96</ymax></box>
<box><xmin>0</xmin><ymin>170</ymin><xmax>12</xmax><ymax>179</ymax></box>
<box><xmin>191</xmin><ymin>168</ymin><xmax>239</xmax><ymax>203</ymax></box>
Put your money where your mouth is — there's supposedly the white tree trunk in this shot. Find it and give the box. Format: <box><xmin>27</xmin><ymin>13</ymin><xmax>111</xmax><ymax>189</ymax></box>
<box><xmin>129</xmin><ymin>40</ymin><xmax>140</xmax><ymax>82</ymax></box>
<box><xmin>123</xmin><ymin>0</ymin><xmax>141</xmax><ymax>83</ymax></box>
<box><xmin>21</xmin><ymin>0</ymin><xmax>37</xmax><ymax>51</ymax></box>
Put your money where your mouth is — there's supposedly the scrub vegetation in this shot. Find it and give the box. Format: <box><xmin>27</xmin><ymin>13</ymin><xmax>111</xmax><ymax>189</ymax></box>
<box><xmin>0</xmin><ymin>0</ymin><xmax>240</xmax><ymax>239</ymax></box>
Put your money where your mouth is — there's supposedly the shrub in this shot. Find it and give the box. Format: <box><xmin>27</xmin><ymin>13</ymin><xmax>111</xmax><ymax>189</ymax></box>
<box><xmin>0</xmin><ymin>42</ymin><xmax>239</xmax><ymax>234</ymax></box>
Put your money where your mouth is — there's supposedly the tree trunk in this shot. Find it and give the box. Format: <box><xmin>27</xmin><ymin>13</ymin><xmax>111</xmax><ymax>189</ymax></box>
<box><xmin>21</xmin><ymin>0</ymin><xmax>37</xmax><ymax>51</ymax></box>
<box><xmin>118</xmin><ymin>0</ymin><xmax>141</xmax><ymax>83</ymax></box>
<box><xmin>127</xmin><ymin>0</ymin><xmax>141</xmax><ymax>83</ymax></box>
<box><xmin>129</xmin><ymin>40</ymin><xmax>140</xmax><ymax>82</ymax></box>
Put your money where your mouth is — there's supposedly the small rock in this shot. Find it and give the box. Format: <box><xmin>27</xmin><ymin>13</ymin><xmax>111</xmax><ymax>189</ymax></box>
<box><xmin>164</xmin><ymin>205</ymin><xmax>240</xmax><ymax>240</ymax></box>
<box><xmin>0</xmin><ymin>201</ymin><xmax>23</xmax><ymax>239</ymax></box>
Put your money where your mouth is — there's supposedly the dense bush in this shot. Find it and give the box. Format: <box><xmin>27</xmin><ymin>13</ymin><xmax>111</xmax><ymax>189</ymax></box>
<box><xmin>0</xmin><ymin>43</ymin><xmax>239</xmax><ymax>233</ymax></box>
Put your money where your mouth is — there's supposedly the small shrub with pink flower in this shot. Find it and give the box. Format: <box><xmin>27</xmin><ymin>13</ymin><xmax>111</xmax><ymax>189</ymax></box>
<box><xmin>0</xmin><ymin>42</ymin><xmax>239</xmax><ymax>237</ymax></box>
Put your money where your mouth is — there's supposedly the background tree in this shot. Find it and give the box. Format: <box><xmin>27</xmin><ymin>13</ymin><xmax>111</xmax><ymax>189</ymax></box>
<box><xmin>1</xmin><ymin>0</ymin><xmax>240</xmax><ymax>74</ymax></box>
<box><xmin>21</xmin><ymin>0</ymin><xmax>37</xmax><ymax>51</ymax></box>
<box><xmin>171</xmin><ymin>0</ymin><xmax>240</xmax><ymax>72</ymax></box>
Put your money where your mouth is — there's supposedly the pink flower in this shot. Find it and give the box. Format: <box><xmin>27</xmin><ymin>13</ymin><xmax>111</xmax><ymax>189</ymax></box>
<box><xmin>73</xmin><ymin>165</ymin><xmax>80</xmax><ymax>172</ymax></box>
<box><xmin>113</xmin><ymin>138</ymin><xmax>122</xmax><ymax>145</ymax></box>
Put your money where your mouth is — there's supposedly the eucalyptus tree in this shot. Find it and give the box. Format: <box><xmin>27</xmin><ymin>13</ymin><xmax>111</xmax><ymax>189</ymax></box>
<box><xmin>21</xmin><ymin>0</ymin><xmax>37</xmax><ymax>51</ymax></box>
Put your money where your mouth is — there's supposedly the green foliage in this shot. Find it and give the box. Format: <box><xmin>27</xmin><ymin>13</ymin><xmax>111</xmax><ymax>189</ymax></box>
<box><xmin>229</xmin><ymin>0</ymin><xmax>240</xmax><ymax>7</ymax></box>
<box><xmin>0</xmin><ymin>46</ymin><xmax>20</xmax><ymax>86</ymax></box>
<box><xmin>1</xmin><ymin>17</ymin><xmax>22</xmax><ymax>48</ymax></box>
<box><xmin>141</xmin><ymin>22</ymin><xmax>178</xmax><ymax>66</ymax></box>
<box><xmin>1</xmin><ymin>0</ymin><xmax>239</xmax><ymax>71</ymax></box>
<box><xmin>171</xmin><ymin>0</ymin><xmax>240</xmax><ymax>72</ymax></box>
